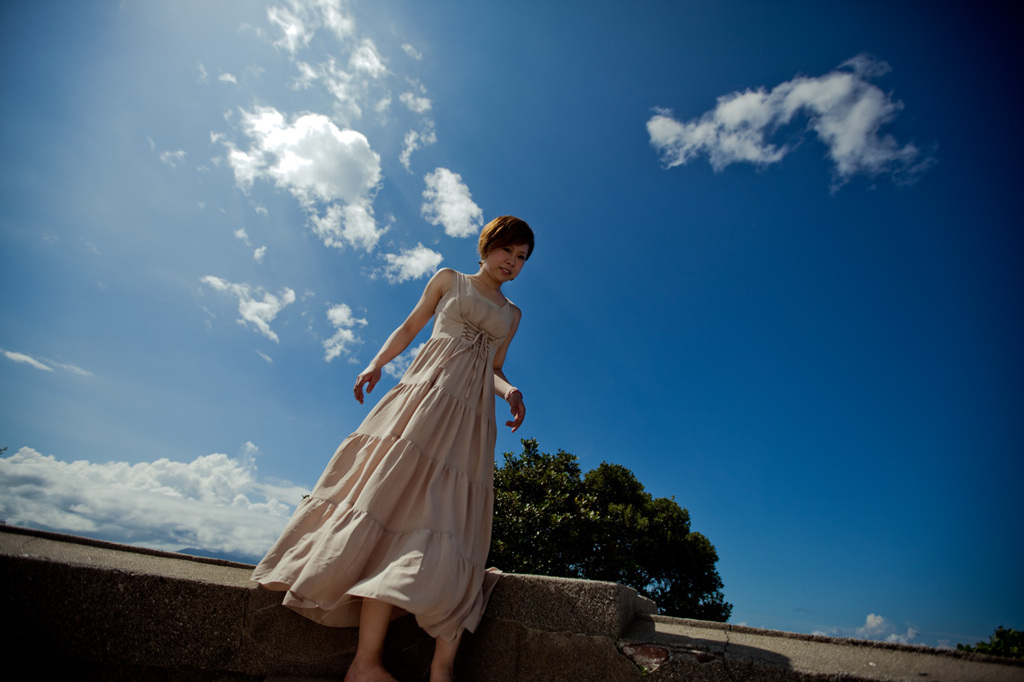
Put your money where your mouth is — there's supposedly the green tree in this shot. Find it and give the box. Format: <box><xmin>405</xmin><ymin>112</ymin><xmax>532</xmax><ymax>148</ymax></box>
<box><xmin>490</xmin><ymin>439</ymin><xmax>732</xmax><ymax>622</ymax></box>
<box><xmin>490</xmin><ymin>439</ymin><xmax>596</xmax><ymax>577</ymax></box>
<box><xmin>957</xmin><ymin>626</ymin><xmax>1024</xmax><ymax>660</ymax></box>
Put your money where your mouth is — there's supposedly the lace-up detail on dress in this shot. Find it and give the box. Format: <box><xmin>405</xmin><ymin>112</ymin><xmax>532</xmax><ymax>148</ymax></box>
<box><xmin>441</xmin><ymin>324</ymin><xmax>499</xmax><ymax>401</ymax></box>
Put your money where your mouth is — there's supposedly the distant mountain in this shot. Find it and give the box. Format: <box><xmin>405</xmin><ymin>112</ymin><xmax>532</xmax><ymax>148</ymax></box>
<box><xmin>177</xmin><ymin>547</ymin><xmax>261</xmax><ymax>565</ymax></box>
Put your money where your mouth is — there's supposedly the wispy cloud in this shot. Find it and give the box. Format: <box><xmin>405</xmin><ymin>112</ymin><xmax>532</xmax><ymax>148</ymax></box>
<box><xmin>421</xmin><ymin>168</ymin><xmax>483</xmax><ymax>238</ymax></box>
<box><xmin>51</xmin><ymin>361</ymin><xmax>93</xmax><ymax>376</ymax></box>
<box><xmin>200</xmin><ymin>276</ymin><xmax>296</xmax><ymax>343</ymax></box>
<box><xmin>647</xmin><ymin>54</ymin><xmax>934</xmax><ymax>189</ymax></box>
<box><xmin>2</xmin><ymin>349</ymin><xmax>92</xmax><ymax>376</ymax></box>
<box><xmin>267</xmin><ymin>0</ymin><xmax>355</xmax><ymax>55</ymax></box>
<box><xmin>383</xmin><ymin>243</ymin><xmax>443</xmax><ymax>284</ymax></box>
<box><xmin>234</xmin><ymin>227</ymin><xmax>267</xmax><ymax>262</ymax></box>
<box><xmin>159</xmin><ymin>150</ymin><xmax>187</xmax><ymax>168</ymax></box>
<box><xmin>2</xmin><ymin>350</ymin><xmax>53</xmax><ymax>372</ymax></box>
<box><xmin>264</xmin><ymin>1</ymin><xmax>387</xmax><ymax>125</ymax></box>
<box><xmin>0</xmin><ymin>445</ymin><xmax>306</xmax><ymax>559</ymax></box>
<box><xmin>400</xmin><ymin>123</ymin><xmax>437</xmax><ymax>172</ymax></box>
<box><xmin>323</xmin><ymin>302</ymin><xmax>367</xmax><ymax>362</ymax></box>
<box><xmin>400</xmin><ymin>90</ymin><xmax>432</xmax><ymax>114</ymax></box>
<box><xmin>402</xmin><ymin>43</ymin><xmax>422</xmax><ymax>61</ymax></box>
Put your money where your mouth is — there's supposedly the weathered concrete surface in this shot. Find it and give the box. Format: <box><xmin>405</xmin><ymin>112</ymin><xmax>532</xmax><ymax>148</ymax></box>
<box><xmin>619</xmin><ymin>614</ymin><xmax>1024</xmax><ymax>681</ymax></box>
<box><xmin>2</xmin><ymin>525</ymin><xmax>1021</xmax><ymax>681</ymax></box>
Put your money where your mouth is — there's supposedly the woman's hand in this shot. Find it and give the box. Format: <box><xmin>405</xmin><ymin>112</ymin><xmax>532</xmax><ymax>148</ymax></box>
<box><xmin>505</xmin><ymin>389</ymin><xmax>525</xmax><ymax>432</ymax></box>
<box><xmin>354</xmin><ymin>365</ymin><xmax>382</xmax><ymax>404</ymax></box>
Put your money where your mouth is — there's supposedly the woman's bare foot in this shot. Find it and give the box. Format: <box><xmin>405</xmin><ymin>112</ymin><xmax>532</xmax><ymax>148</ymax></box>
<box><xmin>346</xmin><ymin>598</ymin><xmax>397</xmax><ymax>682</ymax></box>
<box><xmin>429</xmin><ymin>632</ymin><xmax>459</xmax><ymax>682</ymax></box>
<box><xmin>344</xmin><ymin>657</ymin><xmax>398</xmax><ymax>682</ymax></box>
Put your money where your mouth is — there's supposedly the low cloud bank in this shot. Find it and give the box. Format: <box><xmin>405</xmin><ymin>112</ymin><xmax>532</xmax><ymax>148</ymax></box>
<box><xmin>0</xmin><ymin>445</ymin><xmax>307</xmax><ymax>561</ymax></box>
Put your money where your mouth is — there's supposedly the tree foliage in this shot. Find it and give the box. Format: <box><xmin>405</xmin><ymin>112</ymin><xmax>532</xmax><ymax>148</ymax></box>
<box><xmin>490</xmin><ymin>439</ymin><xmax>732</xmax><ymax>622</ymax></box>
<box><xmin>957</xmin><ymin>626</ymin><xmax>1024</xmax><ymax>660</ymax></box>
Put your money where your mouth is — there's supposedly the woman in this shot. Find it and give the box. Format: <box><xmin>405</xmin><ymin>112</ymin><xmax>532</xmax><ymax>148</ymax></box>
<box><xmin>253</xmin><ymin>216</ymin><xmax>535</xmax><ymax>682</ymax></box>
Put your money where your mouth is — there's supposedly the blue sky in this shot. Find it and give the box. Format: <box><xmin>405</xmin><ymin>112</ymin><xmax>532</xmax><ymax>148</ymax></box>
<box><xmin>1</xmin><ymin>0</ymin><xmax>1021</xmax><ymax>649</ymax></box>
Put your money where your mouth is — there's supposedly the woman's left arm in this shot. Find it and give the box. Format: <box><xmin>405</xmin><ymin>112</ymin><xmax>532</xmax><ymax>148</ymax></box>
<box><xmin>493</xmin><ymin>305</ymin><xmax>525</xmax><ymax>432</ymax></box>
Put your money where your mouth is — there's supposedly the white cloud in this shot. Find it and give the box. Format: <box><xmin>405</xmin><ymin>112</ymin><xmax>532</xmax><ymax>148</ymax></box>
<box><xmin>647</xmin><ymin>54</ymin><xmax>933</xmax><ymax>188</ymax></box>
<box><xmin>235</xmin><ymin>107</ymin><xmax>381</xmax><ymax>204</ymax></box>
<box><xmin>383</xmin><ymin>244</ymin><xmax>443</xmax><ymax>284</ymax></box>
<box><xmin>323</xmin><ymin>303</ymin><xmax>367</xmax><ymax>362</ymax></box>
<box><xmin>224</xmin><ymin>107</ymin><xmax>384</xmax><ymax>251</ymax></box>
<box><xmin>253</xmin><ymin>246</ymin><xmax>267</xmax><ymax>263</ymax></box>
<box><xmin>200</xmin><ymin>275</ymin><xmax>296</xmax><ymax>343</ymax></box>
<box><xmin>858</xmin><ymin>613</ymin><xmax>887</xmax><ymax>635</ymax></box>
<box><xmin>813</xmin><ymin>613</ymin><xmax>920</xmax><ymax>646</ymax></box>
<box><xmin>218</xmin><ymin>72</ymin><xmax>238</xmax><ymax>85</ymax></box>
<box><xmin>0</xmin><ymin>446</ymin><xmax>307</xmax><ymax>559</ymax></box>
<box><xmin>421</xmin><ymin>168</ymin><xmax>483</xmax><ymax>238</ymax></box>
<box><xmin>309</xmin><ymin>200</ymin><xmax>383</xmax><ymax>251</ymax></box>
<box><xmin>384</xmin><ymin>341</ymin><xmax>425</xmax><ymax>379</ymax></box>
<box><xmin>349</xmin><ymin>38</ymin><xmax>387</xmax><ymax>78</ymax></box>
<box><xmin>234</xmin><ymin>227</ymin><xmax>251</xmax><ymax>244</ymax></box>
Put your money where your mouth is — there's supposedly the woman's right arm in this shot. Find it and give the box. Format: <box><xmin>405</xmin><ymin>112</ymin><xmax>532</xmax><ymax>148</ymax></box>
<box><xmin>354</xmin><ymin>268</ymin><xmax>454</xmax><ymax>404</ymax></box>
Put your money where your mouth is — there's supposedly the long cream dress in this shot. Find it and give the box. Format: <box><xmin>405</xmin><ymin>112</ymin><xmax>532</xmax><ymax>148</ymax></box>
<box><xmin>252</xmin><ymin>271</ymin><xmax>510</xmax><ymax>641</ymax></box>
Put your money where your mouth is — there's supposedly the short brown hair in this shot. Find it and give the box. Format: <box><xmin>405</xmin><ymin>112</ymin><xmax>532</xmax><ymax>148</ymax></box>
<box><xmin>478</xmin><ymin>216</ymin><xmax>534</xmax><ymax>260</ymax></box>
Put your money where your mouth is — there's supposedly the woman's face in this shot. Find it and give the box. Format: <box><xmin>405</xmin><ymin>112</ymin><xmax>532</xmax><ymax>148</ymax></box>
<box><xmin>483</xmin><ymin>243</ymin><xmax>530</xmax><ymax>282</ymax></box>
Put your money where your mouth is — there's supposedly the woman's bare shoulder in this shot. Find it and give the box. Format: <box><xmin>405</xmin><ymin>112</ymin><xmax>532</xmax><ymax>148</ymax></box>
<box><xmin>507</xmin><ymin>301</ymin><xmax>523</xmax><ymax>326</ymax></box>
<box><xmin>430</xmin><ymin>267</ymin><xmax>457</xmax><ymax>294</ymax></box>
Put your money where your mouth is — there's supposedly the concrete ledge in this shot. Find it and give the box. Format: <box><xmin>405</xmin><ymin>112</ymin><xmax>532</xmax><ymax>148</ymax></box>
<box><xmin>481</xmin><ymin>573</ymin><xmax>656</xmax><ymax>639</ymax></box>
<box><xmin>2</xmin><ymin>525</ymin><xmax>1021</xmax><ymax>681</ymax></box>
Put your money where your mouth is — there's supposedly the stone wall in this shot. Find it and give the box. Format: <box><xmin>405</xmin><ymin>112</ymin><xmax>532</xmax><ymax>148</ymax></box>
<box><xmin>2</xmin><ymin>525</ymin><xmax>1020</xmax><ymax>681</ymax></box>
